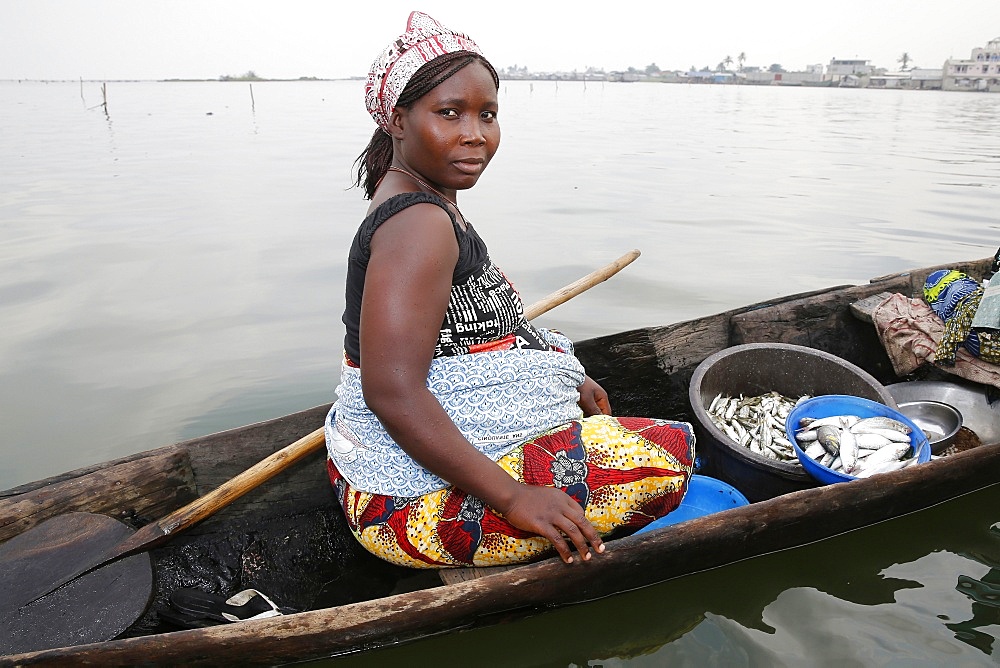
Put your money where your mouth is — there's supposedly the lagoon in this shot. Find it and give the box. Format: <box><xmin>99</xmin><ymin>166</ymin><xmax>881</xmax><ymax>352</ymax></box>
<box><xmin>1</xmin><ymin>79</ymin><xmax>998</xmax><ymax>664</ymax></box>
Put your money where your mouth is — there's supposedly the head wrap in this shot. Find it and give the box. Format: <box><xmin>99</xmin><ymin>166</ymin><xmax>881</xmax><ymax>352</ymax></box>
<box><xmin>365</xmin><ymin>11</ymin><xmax>484</xmax><ymax>131</ymax></box>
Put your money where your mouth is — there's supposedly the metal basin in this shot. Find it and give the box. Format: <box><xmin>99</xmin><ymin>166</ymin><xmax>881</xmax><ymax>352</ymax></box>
<box><xmin>887</xmin><ymin>380</ymin><xmax>1000</xmax><ymax>447</ymax></box>
<box><xmin>896</xmin><ymin>400</ymin><xmax>963</xmax><ymax>455</ymax></box>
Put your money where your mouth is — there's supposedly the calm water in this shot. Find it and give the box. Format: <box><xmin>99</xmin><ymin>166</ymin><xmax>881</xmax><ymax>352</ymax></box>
<box><xmin>1</xmin><ymin>79</ymin><xmax>998</xmax><ymax>664</ymax></box>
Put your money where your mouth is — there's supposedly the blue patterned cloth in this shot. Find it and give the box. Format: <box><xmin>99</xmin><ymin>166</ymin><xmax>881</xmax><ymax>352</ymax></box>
<box><xmin>924</xmin><ymin>269</ymin><xmax>983</xmax><ymax>362</ymax></box>
<box><xmin>326</xmin><ymin>329</ymin><xmax>587</xmax><ymax>496</ymax></box>
<box><xmin>924</xmin><ymin>270</ymin><xmax>979</xmax><ymax>319</ymax></box>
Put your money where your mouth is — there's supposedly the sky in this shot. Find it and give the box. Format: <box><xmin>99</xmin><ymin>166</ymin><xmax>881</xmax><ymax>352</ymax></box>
<box><xmin>2</xmin><ymin>1</ymin><xmax>1000</xmax><ymax>81</ymax></box>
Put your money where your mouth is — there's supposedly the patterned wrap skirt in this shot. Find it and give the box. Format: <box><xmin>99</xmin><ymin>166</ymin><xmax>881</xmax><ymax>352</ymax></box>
<box><xmin>326</xmin><ymin>414</ymin><xmax>696</xmax><ymax>568</ymax></box>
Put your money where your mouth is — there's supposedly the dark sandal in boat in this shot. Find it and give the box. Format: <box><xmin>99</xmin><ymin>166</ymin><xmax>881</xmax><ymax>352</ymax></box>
<box><xmin>158</xmin><ymin>604</ymin><xmax>221</xmax><ymax>629</ymax></box>
<box><xmin>166</xmin><ymin>588</ymin><xmax>293</xmax><ymax>626</ymax></box>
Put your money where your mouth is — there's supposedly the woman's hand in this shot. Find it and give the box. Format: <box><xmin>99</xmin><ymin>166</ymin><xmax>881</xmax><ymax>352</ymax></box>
<box><xmin>577</xmin><ymin>375</ymin><xmax>611</xmax><ymax>416</ymax></box>
<box><xmin>500</xmin><ymin>485</ymin><xmax>605</xmax><ymax>564</ymax></box>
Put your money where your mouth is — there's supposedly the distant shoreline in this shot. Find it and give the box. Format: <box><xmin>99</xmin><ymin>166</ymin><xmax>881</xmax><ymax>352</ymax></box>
<box><xmin>0</xmin><ymin>77</ymin><xmax>365</xmax><ymax>83</ymax></box>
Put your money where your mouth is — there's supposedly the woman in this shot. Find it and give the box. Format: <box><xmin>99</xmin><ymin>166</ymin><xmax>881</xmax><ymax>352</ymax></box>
<box><xmin>325</xmin><ymin>11</ymin><xmax>695</xmax><ymax>569</ymax></box>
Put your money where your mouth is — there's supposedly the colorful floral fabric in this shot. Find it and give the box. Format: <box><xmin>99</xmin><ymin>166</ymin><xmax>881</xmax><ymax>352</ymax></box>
<box><xmin>327</xmin><ymin>415</ymin><xmax>696</xmax><ymax>568</ymax></box>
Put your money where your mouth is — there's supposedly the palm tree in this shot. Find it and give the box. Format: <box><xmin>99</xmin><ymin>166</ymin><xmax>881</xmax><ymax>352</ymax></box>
<box><xmin>723</xmin><ymin>55</ymin><xmax>734</xmax><ymax>71</ymax></box>
<box><xmin>737</xmin><ymin>52</ymin><xmax>746</xmax><ymax>72</ymax></box>
<box><xmin>898</xmin><ymin>52</ymin><xmax>912</xmax><ymax>71</ymax></box>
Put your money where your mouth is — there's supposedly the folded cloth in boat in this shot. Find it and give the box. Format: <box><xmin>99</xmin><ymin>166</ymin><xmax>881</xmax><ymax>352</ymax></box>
<box><xmin>972</xmin><ymin>274</ymin><xmax>1000</xmax><ymax>330</ymax></box>
<box><xmin>872</xmin><ymin>292</ymin><xmax>1000</xmax><ymax>389</ymax></box>
<box><xmin>923</xmin><ymin>270</ymin><xmax>985</xmax><ymax>364</ymax></box>
<box><xmin>328</xmin><ymin>328</ymin><xmax>587</xmax><ymax>497</ymax></box>
<box><xmin>971</xmin><ymin>274</ymin><xmax>1000</xmax><ymax>364</ymax></box>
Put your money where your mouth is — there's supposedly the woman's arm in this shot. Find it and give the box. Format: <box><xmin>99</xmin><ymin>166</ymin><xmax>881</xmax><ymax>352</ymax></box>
<box><xmin>359</xmin><ymin>204</ymin><xmax>603</xmax><ymax>563</ymax></box>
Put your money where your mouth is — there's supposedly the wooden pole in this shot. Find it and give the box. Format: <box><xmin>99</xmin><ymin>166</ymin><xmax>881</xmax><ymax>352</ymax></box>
<box><xmin>524</xmin><ymin>250</ymin><xmax>641</xmax><ymax>320</ymax></box>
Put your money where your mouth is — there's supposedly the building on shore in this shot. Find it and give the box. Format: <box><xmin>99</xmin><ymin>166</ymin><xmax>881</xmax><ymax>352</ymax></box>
<box><xmin>908</xmin><ymin>68</ymin><xmax>944</xmax><ymax>90</ymax></box>
<box><xmin>740</xmin><ymin>64</ymin><xmax>826</xmax><ymax>86</ymax></box>
<box><xmin>825</xmin><ymin>58</ymin><xmax>877</xmax><ymax>84</ymax></box>
<box><xmin>943</xmin><ymin>37</ymin><xmax>1000</xmax><ymax>92</ymax></box>
<box><xmin>867</xmin><ymin>69</ymin><xmax>942</xmax><ymax>90</ymax></box>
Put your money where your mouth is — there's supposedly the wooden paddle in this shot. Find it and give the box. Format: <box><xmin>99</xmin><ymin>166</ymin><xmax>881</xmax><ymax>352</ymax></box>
<box><xmin>0</xmin><ymin>249</ymin><xmax>640</xmax><ymax>651</ymax></box>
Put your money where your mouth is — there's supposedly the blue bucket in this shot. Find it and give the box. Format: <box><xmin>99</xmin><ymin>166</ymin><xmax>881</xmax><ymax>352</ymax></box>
<box><xmin>786</xmin><ymin>394</ymin><xmax>931</xmax><ymax>484</ymax></box>
<box><xmin>634</xmin><ymin>475</ymin><xmax>750</xmax><ymax>535</ymax></box>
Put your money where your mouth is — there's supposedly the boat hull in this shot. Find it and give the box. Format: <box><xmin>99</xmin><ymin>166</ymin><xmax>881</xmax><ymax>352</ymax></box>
<box><xmin>2</xmin><ymin>256</ymin><xmax>998</xmax><ymax>665</ymax></box>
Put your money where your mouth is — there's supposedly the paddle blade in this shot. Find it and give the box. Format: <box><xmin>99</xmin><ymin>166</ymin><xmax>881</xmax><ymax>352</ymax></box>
<box><xmin>0</xmin><ymin>512</ymin><xmax>149</xmax><ymax>618</ymax></box>
<box><xmin>0</xmin><ymin>535</ymin><xmax>153</xmax><ymax>654</ymax></box>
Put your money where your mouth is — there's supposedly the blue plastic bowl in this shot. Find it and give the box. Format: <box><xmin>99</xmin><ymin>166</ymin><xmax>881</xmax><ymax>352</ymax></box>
<box><xmin>634</xmin><ymin>475</ymin><xmax>750</xmax><ymax>535</ymax></box>
<box><xmin>786</xmin><ymin>395</ymin><xmax>931</xmax><ymax>484</ymax></box>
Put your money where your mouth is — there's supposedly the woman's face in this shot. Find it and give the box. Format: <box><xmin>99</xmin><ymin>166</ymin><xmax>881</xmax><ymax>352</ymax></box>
<box><xmin>391</xmin><ymin>61</ymin><xmax>500</xmax><ymax>195</ymax></box>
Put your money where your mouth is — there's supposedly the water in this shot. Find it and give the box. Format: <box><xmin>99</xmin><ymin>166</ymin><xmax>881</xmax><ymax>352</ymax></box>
<box><xmin>330</xmin><ymin>485</ymin><xmax>1000</xmax><ymax>667</ymax></box>
<box><xmin>1</xmin><ymin>79</ymin><xmax>998</xmax><ymax>664</ymax></box>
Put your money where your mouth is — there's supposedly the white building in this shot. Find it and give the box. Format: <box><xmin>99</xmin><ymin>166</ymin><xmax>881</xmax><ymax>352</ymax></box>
<box><xmin>909</xmin><ymin>68</ymin><xmax>943</xmax><ymax>90</ymax></box>
<box><xmin>867</xmin><ymin>69</ymin><xmax>942</xmax><ymax>90</ymax></box>
<box><xmin>826</xmin><ymin>58</ymin><xmax>876</xmax><ymax>83</ymax></box>
<box><xmin>943</xmin><ymin>37</ymin><xmax>1000</xmax><ymax>92</ymax></box>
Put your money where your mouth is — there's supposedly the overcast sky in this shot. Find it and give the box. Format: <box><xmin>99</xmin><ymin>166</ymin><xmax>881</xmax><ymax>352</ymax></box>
<box><xmin>2</xmin><ymin>1</ymin><xmax>999</xmax><ymax>81</ymax></box>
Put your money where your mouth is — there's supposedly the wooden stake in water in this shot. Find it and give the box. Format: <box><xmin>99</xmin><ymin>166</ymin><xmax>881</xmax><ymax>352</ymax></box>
<box><xmin>250</xmin><ymin>83</ymin><xmax>255</xmax><ymax>113</ymax></box>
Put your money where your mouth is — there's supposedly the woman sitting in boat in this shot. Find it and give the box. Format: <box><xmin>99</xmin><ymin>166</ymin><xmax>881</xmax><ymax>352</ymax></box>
<box><xmin>324</xmin><ymin>11</ymin><xmax>695</xmax><ymax>569</ymax></box>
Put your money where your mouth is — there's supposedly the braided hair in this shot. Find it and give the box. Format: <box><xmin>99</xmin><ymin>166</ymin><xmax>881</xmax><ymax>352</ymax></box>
<box><xmin>354</xmin><ymin>51</ymin><xmax>500</xmax><ymax>199</ymax></box>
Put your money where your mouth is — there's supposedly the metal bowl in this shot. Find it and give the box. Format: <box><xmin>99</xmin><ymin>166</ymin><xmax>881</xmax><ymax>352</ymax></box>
<box><xmin>887</xmin><ymin>380</ymin><xmax>999</xmax><ymax>446</ymax></box>
<box><xmin>896</xmin><ymin>400</ymin><xmax>963</xmax><ymax>455</ymax></box>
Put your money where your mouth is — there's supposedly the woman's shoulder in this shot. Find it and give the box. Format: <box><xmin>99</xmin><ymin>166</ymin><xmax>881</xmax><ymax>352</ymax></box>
<box><xmin>356</xmin><ymin>191</ymin><xmax>461</xmax><ymax>252</ymax></box>
<box><xmin>366</xmin><ymin>191</ymin><xmax>453</xmax><ymax>225</ymax></box>
<box><xmin>352</xmin><ymin>192</ymin><xmax>461</xmax><ymax>258</ymax></box>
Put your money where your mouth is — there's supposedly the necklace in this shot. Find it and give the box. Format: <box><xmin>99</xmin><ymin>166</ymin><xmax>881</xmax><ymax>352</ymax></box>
<box><xmin>386</xmin><ymin>166</ymin><xmax>466</xmax><ymax>224</ymax></box>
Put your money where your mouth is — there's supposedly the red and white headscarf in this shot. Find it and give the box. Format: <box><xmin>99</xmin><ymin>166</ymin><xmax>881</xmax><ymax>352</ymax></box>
<box><xmin>365</xmin><ymin>11</ymin><xmax>484</xmax><ymax>132</ymax></box>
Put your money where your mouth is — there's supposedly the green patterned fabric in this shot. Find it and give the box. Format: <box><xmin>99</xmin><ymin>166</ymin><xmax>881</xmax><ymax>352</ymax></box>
<box><xmin>936</xmin><ymin>290</ymin><xmax>983</xmax><ymax>365</ymax></box>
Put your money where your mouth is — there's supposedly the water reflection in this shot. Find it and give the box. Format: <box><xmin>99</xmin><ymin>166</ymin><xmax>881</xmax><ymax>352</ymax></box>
<box><xmin>948</xmin><ymin>522</ymin><xmax>1000</xmax><ymax>654</ymax></box>
<box><xmin>322</xmin><ymin>484</ymin><xmax>999</xmax><ymax>667</ymax></box>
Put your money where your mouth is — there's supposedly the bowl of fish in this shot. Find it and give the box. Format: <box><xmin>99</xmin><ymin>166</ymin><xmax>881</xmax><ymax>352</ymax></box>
<box><xmin>895</xmin><ymin>400</ymin><xmax>963</xmax><ymax>455</ymax></box>
<box><xmin>689</xmin><ymin>343</ymin><xmax>897</xmax><ymax>501</ymax></box>
<box><xmin>787</xmin><ymin>394</ymin><xmax>931</xmax><ymax>484</ymax></box>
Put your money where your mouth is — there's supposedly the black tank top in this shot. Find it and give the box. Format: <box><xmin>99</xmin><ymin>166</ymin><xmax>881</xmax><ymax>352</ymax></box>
<box><xmin>342</xmin><ymin>192</ymin><xmax>549</xmax><ymax>365</ymax></box>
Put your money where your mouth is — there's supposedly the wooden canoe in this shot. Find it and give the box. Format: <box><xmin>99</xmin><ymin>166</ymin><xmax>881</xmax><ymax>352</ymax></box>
<box><xmin>2</xmin><ymin>256</ymin><xmax>999</xmax><ymax>666</ymax></box>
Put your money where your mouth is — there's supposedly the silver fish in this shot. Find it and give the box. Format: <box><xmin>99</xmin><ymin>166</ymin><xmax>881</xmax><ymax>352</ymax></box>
<box><xmin>852</xmin><ymin>416</ymin><xmax>911</xmax><ymax>434</ymax></box>
<box><xmin>804</xmin><ymin>442</ymin><xmax>827</xmax><ymax>460</ymax></box>
<box><xmin>862</xmin><ymin>441</ymin><xmax>911</xmax><ymax>467</ymax></box>
<box><xmin>851</xmin><ymin>426</ymin><xmax>911</xmax><ymax>443</ymax></box>
<box><xmin>797</xmin><ymin>415</ymin><xmax>860</xmax><ymax>432</ymax></box>
<box><xmin>855</xmin><ymin>460</ymin><xmax>907</xmax><ymax>478</ymax></box>
<box><xmin>855</xmin><ymin>432</ymin><xmax>893</xmax><ymax>449</ymax></box>
<box><xmin>708</xmin><ymin>391</ymin><xmax>809</xmax><ymax>462</ymax></box>
<box><xmin>840</xmin><ymin>428</ymin><xmax>859</xmax><ymax>473</ymax></box>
